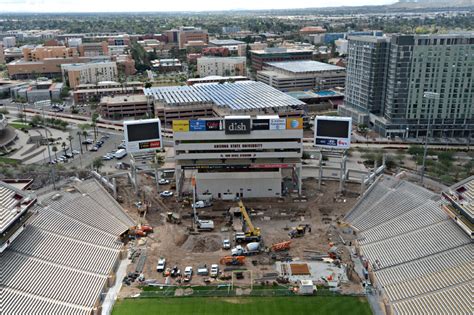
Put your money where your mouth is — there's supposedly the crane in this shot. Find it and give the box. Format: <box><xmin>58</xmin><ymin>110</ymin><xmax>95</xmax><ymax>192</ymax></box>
<box><xmin>234</xmin><ymin>200</ymin><xmax>261</xmax><ymax>243</ymax></box>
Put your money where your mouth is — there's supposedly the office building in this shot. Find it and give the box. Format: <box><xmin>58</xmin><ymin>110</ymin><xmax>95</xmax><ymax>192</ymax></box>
<box><xmin>10</xmin><ymin>79</ymin><xmax>63</xmax><ymax>103</ymax></box>
<box><xmin>250</xmin><ymin>48</ymin><xmax>313</xmax><ymax>72</ymax></box>
<box><xmin>197</xmin><ymin>57</ymin><xmax>246</xmax><ymax>77</ymax></box>
<box><xmin>61</xmin><ymin>61</ymin><xmax>118</xmax><ymax>89</ymax></box>
<box><xmin>335</xmin><ymin>39</ymin><xmax>349</xmax><ymax>55</ymax></box>
<box><xmin>177</xmin><ymin>27</ymin><xmax>209</xmax><ymax>50</ymax></box>
<box><xmin>173</xmin><ymin>115</ymin><xmax>304</xmax><ymax>199</ymax></box>
<box><xmin>151</xmin><ymin>59</ymin><xmax>182</xmax><ymax>73</ymax></box>
<box><xmin>3</xmin><ymin>37</ymin><xmax>16</xmax><ymax>48</ymax></box>
<box><xmin>257</xmin><ymin>60</ymin><xmax>346</xmax><ymax>92</ymax></box>
<box><xmin>339</xmin><ymin>34</ymin><xmax>473</xmax><ymax>138</ymax></box>
<box><xmin>78</xmin><ymin>41</ymin><xmax>109</xmax><ymax>57</ymax></box>
<box><xmin>22</xmin><ymin>45</ymin><xmax>78</xmax><ymax>61</ymax></box>
<box><xmin>237</xmin><ymin>42</ymin><xmax>267</xmax><ymax>57</ymax></box>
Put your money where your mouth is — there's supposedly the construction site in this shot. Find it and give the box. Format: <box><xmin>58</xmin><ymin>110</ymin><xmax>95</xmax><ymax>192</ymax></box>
<box><xmin>114</xmin><ymin>172</ymin><xmax>365</xmax><ymax>298</ymax></box>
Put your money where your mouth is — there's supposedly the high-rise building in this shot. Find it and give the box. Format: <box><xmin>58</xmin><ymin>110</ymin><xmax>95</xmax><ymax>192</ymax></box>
<box><xmin>339</xmin><ymin>34</ymin><xmax>473</xmax><ymax>138</ymax></box>
<box><xmin>3</xmin><ymin>36</ymin><xmax>16</xmax><ymax>48</ymax></box>
<box><xmin>0</xmin><ymin>43</ymin><xmax>4</xmax><ymax>64</ymax></box>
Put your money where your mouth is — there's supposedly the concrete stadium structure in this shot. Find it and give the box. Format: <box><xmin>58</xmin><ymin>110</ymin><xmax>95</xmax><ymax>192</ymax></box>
<box><xmin>345</xmin><ymin>176</ymin><xmax>473</xmax><ymax>315</ymax></box>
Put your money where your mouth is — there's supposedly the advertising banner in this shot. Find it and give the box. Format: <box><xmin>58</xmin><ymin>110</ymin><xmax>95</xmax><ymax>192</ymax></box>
<box><xmin>172</xmin><ymin>120</ymin><xmax>190</xmax><ymax>132</ymax></box>
<box><xmin>139</xmin><ymin>141</ymin><xmax>161</xmax><ymax>150</ymax></box>
<box><xmin>286</xmin><ymin>117</ymin><xmax>303</xmax><ymax>130</ymax></box>
<box><xmin>224</xmin><ymin>118</ymin><xmax>251</xmax><ymax>135</ymax></box>
<box><xmin>269</xmin><ymin>118</ymin><xmax>286</xmax><ymax>130</ymax></box>
<box><xmin>252</xmin><ymin>119</ymin><xmax>270</xmax><ymax>130</ymax></box>
<box><xmin>189</xmin><ymin>120</ymin><xmax>206</xmax><ymax>131</ymax></box>
<box><xmin>205</xmin><ymin>120</ymin><xmax>221</xmax><ymax>131</ymax></box>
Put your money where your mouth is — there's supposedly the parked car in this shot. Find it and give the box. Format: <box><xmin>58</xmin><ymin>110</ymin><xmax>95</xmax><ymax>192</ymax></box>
<box><xmin>158</xmin><ymin>179</ymin><xmax>170</xmax><ymax>185</ymax></box>
<box><xmin>82</xmin><ymin>139</ymin><xmax>93</xmax><ymax>145</ymax></box>
<box><xmin>170</xmin><ymin>266</ymin><xmax>181</xmax><ymax>278</ymax></box>
<box><xmin>184</xmin><ymin>266</ymin><xmax>193</xmax><ymax>279</ymax></box>
<box><xmin>197</xmin><ymin>265</ymin><xmax>209</xmax><ymax>276</ymax></box>
<box><xmin>222</xmin><ymin>239</ymin><xmax>231</xmax><ymax>250</ymax></box>
<box><xmin>102</xmin><ymin>154</ymin><xmax>114</xmax><ymax>160</ymax></box>
<box><xmin>156</xmin><ymin>258</ymin><xmax>166</xmax><ymax>273</ymax></box>
<box><xmin>72</xmin><ymin>150</ymin><xmax>80</xmax><ymax>155</ymax></box>
<box><xmin>193</xmin><ymin>200</ymin><xmax>212</xmax><ymax>209</ymax></box>
<box><xmin>160</xmin><ymin>191</ymin><xmax>173</xmax><ymax>198</ymax></box>
<box><xmin>89</xmin><ymin>146</ymin><xmax>98</xmax><ymax>152</ymax></box>
<box><xmin>210</xmin><ymin>264</ymin><xmax>219</xmax><ymax>278</ymax></box>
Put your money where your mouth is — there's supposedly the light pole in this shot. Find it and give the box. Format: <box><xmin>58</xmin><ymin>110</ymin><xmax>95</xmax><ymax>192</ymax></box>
<box><xmin>420</xmin><ymin>91</ymin><xmax>440</xmax><ymax>186</ymax></box>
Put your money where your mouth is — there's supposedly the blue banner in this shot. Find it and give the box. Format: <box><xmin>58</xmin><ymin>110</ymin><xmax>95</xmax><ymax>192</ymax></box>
<box><xmin>189</xmin><ymin>120</ymin><xmax>207</xmax><ymax>131</ymax></box>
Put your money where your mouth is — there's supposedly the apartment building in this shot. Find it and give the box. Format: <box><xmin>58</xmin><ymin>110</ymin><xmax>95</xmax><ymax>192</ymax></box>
<box><xmin>22</xmin><ymin>45</ymin><xmax>78</xmax><ymax>61</ymax></box>
<box><xmin>197</xmin><ymin>57</ymin><xmax>246</xmax><ymax>77</ymax></box>
<box><xmin>61</xmin><ymin>61</ymin><xmax>118</xmax><ymax>89</ymax></box>
<box><xmin>250</xmin><ymin>48</ymin><xmax>313</xmax><ymax>72</ymax></box>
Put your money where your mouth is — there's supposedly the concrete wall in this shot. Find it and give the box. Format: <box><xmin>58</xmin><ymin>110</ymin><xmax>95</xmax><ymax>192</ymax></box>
<box><xmin>196</xmin><ymin>171</ymin><xmax>282</xmax><ymax>199</ymax></box>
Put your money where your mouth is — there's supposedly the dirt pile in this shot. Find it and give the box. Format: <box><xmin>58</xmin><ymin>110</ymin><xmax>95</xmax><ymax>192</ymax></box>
<box><xmin>181</xmin><ymin>235</ymin><xmax>221</xmax><ymax>252</ymax></box>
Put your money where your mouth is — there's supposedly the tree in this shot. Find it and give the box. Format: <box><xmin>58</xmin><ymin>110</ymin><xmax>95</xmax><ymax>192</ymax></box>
<box><xmin>61</xmin><ymin>142</ymin><xmax>67</xmax><ymax>156</ymax></box>
<box><xmin>76</xmin><ymin>130</ymin><xmax>83</xmax><ymax>154</ymax></box>
<box><xmin>92</xmin><ymin>157</ymin><xmax>104</xmax><ymax>172</ymax></box>
<box><xmin>52</xmin><ymin>146</ymin><xmax>58</xmax><ymax>160</ymax></box>
<box><xmin>145</xmin><ymin>82</ymin><xmax>152</xmax><ymax>89</ymax></box>
<box><xmin>91</xmin><ymin>112</ymin><xmax>99</xmax><ymax>141</ymax></box>
<box><xmin>67</xmin><ymin>135</ymin><xmax>74</xmax><ymax>156</ymax></box>
<box><xmin>30</xmin><ymin>115</ymin><xmax>43</xmax><ymax>126</ymax></box>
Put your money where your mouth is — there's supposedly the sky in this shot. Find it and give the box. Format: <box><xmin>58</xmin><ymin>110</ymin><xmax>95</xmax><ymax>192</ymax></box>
<box><xmin>0</xmin><ymin>0</ymin><xmax>396</xmax><ymax>13</ymax></box>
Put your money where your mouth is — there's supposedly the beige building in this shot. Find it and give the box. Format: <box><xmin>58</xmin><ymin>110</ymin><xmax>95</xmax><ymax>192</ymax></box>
<box><xmin>73</xmin><ymin>81</ymin><xmax>143</xmax><ymax>104</ymax></box>
<box><xmin>22</xmin><ymin>45</ymin><xmax>78</xmax><ymax>61</ymax></box>
<box><xmin>0</xmin><ymin>43</ymin><xmax>4</xmax><ymax>64</ymax></box>
<box><xmin>197</xmin><ymin>57</ymin><xmax>246</xmax><ymax>77</ymax></box>
<box><xmin>178</xmin><ymin>27</ymin><xmax>209</xmax><ymax>49</ymax></box>
<box><xmin>61</xmin><ymin>61</ymin><xmax>118</xmax><ymax>89</ymax></box>
<box><xmin>237</xmin><ymin>42</ymin><xmax>267</xmax><ymax>57</ymax></box>
<box><xmin>78</xmin><ymin>42</ymin><xmax>109</xmax><ymax>57</ymax></box>
<box><xmin>100</xmin><ymin>94</ymin><xmax>150</xmax><ymax>119</ymax></box>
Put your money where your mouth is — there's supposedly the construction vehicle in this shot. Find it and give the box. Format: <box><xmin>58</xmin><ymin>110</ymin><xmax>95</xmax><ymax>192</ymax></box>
<box><xmin>220</xmin><ymin>255</ymin><xmax>245</xmax><ymax>266</ymax></box>
<box><xmin>271</xmin><ymin>240</ymin><xmax>291</xmax><ymax>252</ymax></box>
<box><xmin>196</xmin><ymin>220</ymin><xmax>214</xmax><ymax>231</ymax></box>
<box><xmin>234</xmin><ymin>200</ymin><xmax>261</xmax><ymax>243</ymax></box>
<box><xmin>166</xmin><ymin>212</ymin><xmax>181</xmax><ymax>224</ymax></box>
<box><xmin>127</xmin><ymin>224</ymin><xmax>153</xmax><ymax>238</ymax></box>
<box><xmin>231</xmin><ymin>242</ymin><xmax>261</xmax><ymax>256</ymax></box>
<box><xmin>288</xmin><ymin>224</ymin><xmax>311</xmax><ymax>239</ymax></box>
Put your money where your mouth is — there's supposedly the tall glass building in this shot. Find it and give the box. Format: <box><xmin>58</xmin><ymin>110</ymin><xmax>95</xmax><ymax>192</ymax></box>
<box><xmin>339</xmin><ymin>34</ymin><xmax>473</xmax><ymax>138</ymax></box>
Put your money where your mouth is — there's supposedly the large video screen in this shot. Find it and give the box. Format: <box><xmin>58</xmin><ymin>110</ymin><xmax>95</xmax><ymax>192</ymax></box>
<box><xmin>316</xmin><ymin>120</ymin><xmax>350</xmax><ymax>138</ymax></box>
<box><xmin>126</xmin><ymin>123</ymin><xmax>160</xmax><ymax>142</ymax></box>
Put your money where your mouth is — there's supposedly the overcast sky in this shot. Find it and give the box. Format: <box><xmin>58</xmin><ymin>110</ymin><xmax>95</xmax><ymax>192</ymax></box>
<box><xmin>1</xmin><ymin>0</ymin><xmax>396</xmax><ymax>13</ymax></box>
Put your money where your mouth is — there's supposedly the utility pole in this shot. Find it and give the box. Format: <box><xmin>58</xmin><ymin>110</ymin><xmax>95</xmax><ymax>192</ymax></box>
<box><xmin>421</xmin><ymin>92</ymin><xmax>440</xmax><ymax>186</ymax></box>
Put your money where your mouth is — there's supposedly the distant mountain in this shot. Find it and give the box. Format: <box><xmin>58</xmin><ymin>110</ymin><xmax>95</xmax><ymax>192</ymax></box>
<box><xmin>394</xmin><ymin>0</ymin><xmax>473</xmax><ymax>8</ymax></box>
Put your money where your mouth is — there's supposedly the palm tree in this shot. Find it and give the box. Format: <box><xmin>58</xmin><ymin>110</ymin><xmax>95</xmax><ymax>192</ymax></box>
<box><xmin>92</xmin><ymin>157</ymin><xmax>104</xmax><ymax>172</ymax></box>
<box><xmin>52</xmin><ymin>146</ymin><xmax>58</xmax><ymax>160</ymax></box>
<box><xmin>91</xmin><ymin>112</ymin><xmax>99</xmax><ymax>141</ymax></box>
<box><xmin>67</xmin><ymin>135</ymin><xmax>74</xmax><ymax>156</ymax></box>
<box><xmin>61</xmin><ymin>142</ymin><xmax>67</xmax><ymax>156</ymax></box>
<box><xmin>82</xmin><ymin>130</ymin><xmax>89</xmax><ymax>150</ymax></box>
<box><xmin>76</xmin><ymin>131</ymin><xmax>83</xmax><ymax>154</ymax></box>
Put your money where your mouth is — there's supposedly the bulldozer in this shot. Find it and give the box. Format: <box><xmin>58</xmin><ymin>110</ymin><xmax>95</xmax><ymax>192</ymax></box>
<box><xmin>288</xmin><ymin>224</ymin><xmax>311</xmax><ymax>239</ymax></box>
<box><xmin>220</xmin><ymin>256</ymin><xmax>245</xmax><ymax>266</ymax></box>
<box><xmin>166</xmin><ymin>212</ymin><xmax>181</xmax><ymax>224</ymax></box>
<box><xmin>271</xmin><ymin>240</ymin><xmax>291</xmax><ymax>252</ymax></box>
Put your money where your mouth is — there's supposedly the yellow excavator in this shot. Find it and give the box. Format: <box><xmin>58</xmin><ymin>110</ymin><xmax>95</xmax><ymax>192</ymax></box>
<box><xmin>234</xmin><ymin>200</ymin><xmax>261</xmax><ymax>243</ymax></box>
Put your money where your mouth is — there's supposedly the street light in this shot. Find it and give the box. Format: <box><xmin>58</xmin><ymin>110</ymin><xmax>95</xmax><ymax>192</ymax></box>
<box><xmin>420</xmin><ymin>91</ymin><xmax>440</xmax><ymax>186</ymax></box>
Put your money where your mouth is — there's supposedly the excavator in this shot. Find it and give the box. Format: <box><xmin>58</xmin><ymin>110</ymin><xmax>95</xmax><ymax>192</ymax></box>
<box><xmin>234</xmin><ymin>200</ymin><xmax>261</xmax><ymax>243</ymax></box>
<box><xmin>220</xmin><ymin>256</ymin><xmax>245</xmax><ymax>266</ymax></box>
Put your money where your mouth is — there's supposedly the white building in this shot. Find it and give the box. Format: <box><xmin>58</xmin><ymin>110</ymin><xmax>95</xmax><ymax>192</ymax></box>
<box><xmin>335</xmin><ymin>39</ymin><xmax>348</xmax><ymax>55</ymax></box>
<box><xmin>67</xmin><ymin>38</ymin><xmax>82</xmax><ymax>48</ymax></box>
<box><xmin>3</xmin><ymin>37</ymin><xmax>16</xmax><ymax>48</ymax></box>
<box><xmin>173</xmin><ymin>115</ymin><xmax>304</xmax><ymax>199</ymax></box>
<box><xmin>61</xmin><ymin>61</ymin><xmax>118</xmax><ymax>89</ymax></box>
<box><xmin>197</xmin><ymin>57</ymin><xmax>246</xmax><ymax>77</ymax></box>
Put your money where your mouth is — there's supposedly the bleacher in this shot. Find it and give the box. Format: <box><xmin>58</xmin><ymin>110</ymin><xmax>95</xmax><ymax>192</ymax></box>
<box><xmin>2</xmin><ymin>179</ymin><xmax>134</xmax><ymax>315</ymax></box>
<box><xmin>345</xmin><ymin>176</ymin><xmax>474</xmax><ymax>315</ymax></box>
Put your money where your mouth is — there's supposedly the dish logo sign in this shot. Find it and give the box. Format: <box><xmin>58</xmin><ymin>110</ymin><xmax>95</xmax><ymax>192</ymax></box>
<box><xmin>225</xmin><ymin>119</ymin><xmax>251</xmax><ymax>135</ymax></box>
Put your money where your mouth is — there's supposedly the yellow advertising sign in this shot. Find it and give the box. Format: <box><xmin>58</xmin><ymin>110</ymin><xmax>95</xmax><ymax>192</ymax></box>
<box><xmin>286</xmin><ymin>117</ymin><xmax>303</xmax><ymax>130</ymax></box>
<box><xmin>172</xmin><ymin>120</ymin><xmax>190</xmax><ymax>132</ymax></box>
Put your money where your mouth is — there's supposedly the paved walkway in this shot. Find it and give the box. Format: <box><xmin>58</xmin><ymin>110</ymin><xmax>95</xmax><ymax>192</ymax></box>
<box><xmin>101</xmin><ymin>258</ymin><xmax>131</xmax><ymax>315</ymax></box>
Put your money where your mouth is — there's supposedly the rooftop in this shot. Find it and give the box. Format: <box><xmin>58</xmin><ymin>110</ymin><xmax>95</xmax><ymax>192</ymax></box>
<box><xmin>209</xmin><ymin>39</ymin><xmax>245</xmax><ymax>46</ymax></box>
<box><xmin>251</xmin><ymin>48</ymin><xmax>313</xmax><ymax>55</ymax></box>
<box><xmin>266</xmin><ymin>60</ymin><xmax>345</xmax><ymax>73</ymax></box>
<box><xmin>145</xmin><ymin>81</ymin><xmax>305</xmax><ymax>111</ymax></box>
<box><xmin>0</xmin><ymin>180</ymin><xmax>35</xmax><ymax>236</ymax></box>
<box><xmin>101</xmin><ymin>94</ymin><xmax>147</xmax><ymax>104</ymax></box>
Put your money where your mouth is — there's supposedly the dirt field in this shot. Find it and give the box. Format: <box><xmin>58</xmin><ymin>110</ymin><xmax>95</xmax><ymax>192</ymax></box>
<box><xmin>116</xmin><ymin>175</ymin><xmax>362</xmax><ymax>298</ymax></box>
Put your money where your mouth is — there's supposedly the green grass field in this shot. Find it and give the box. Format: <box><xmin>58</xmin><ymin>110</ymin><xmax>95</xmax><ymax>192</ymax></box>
<box><xmin>8</xmin><ymin>122</ymin><xmax>32</xmax><ymax>130</ymax></box>
<box><xmin>112</xmin><ymin>296</ymin><xmax>372</xmax><ymax>315</ymax></box>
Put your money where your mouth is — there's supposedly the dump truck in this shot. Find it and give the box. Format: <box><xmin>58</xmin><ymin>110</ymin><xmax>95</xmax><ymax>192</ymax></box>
<box><xmin>166</xmin><ymin>212</ymin><xmax>181</xmax><ymax>224</ymax></box>
<box><xmin>220</xmin><ymin>256</ymin><xmax>245</xmax><ymax>266</ymax></box>
<box><xmin>231</xmin><ymin>242</ymin><xmax>261</xmax><ymax>256</ymax></box>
